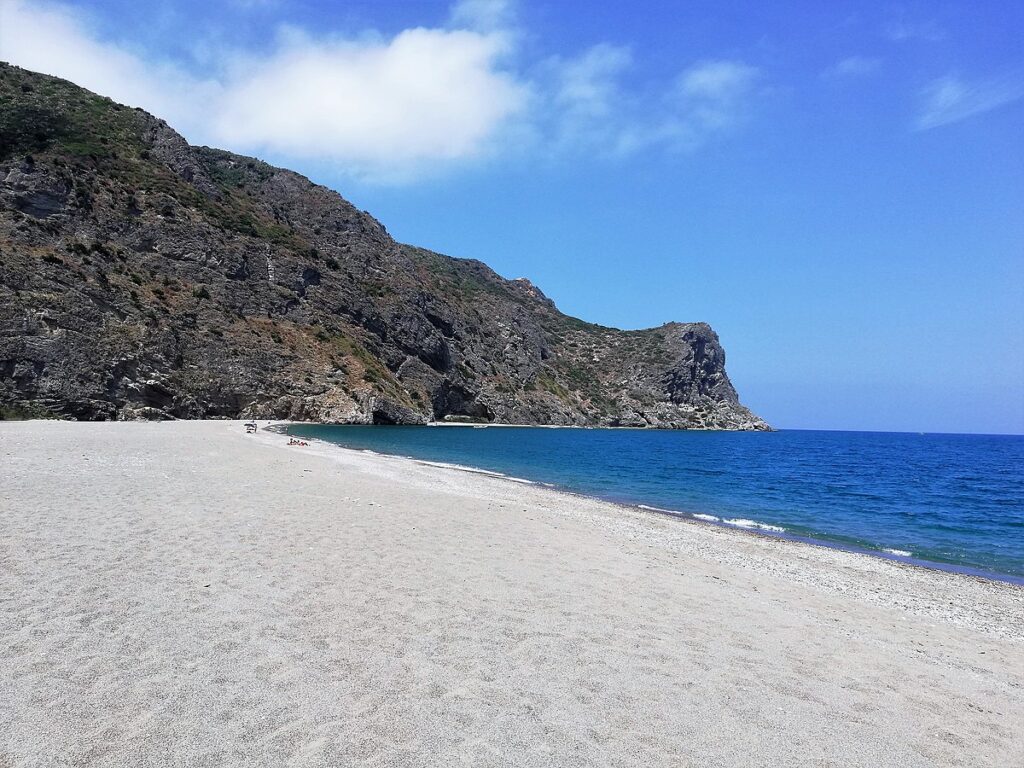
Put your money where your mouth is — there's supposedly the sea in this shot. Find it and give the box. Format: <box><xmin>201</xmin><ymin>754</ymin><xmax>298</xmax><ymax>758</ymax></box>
<box><xmin>283</xmin><ymin>425</ymin><xmax>1024</xmax><ymax>583</ymax></box>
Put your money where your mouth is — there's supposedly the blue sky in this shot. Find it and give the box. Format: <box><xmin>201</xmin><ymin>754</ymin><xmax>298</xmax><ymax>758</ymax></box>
<box><xmin>2</xmin><ymin>0</ymin><xmax>1022</xmax><ymax>433</ymax></box>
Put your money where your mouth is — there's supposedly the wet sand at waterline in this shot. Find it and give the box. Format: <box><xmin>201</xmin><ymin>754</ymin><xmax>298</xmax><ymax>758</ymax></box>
<box><xmin>1</xmin><ymin>420</ymin><xmax>1021</xmax><ymax>766</ymax></box>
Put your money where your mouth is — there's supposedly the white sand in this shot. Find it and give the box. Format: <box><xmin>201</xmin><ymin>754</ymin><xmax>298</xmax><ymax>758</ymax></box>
<box><xmin>1</xmin><ymin>420</ymin><xmax>1021</xmax><ymax>767</ymax></box>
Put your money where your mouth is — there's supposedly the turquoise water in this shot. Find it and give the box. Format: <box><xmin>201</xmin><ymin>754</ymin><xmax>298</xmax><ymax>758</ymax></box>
<box><xmin>284</xmin><ymin>425</ymin><xmax>1024</xmax><ymax>582</ymax></box>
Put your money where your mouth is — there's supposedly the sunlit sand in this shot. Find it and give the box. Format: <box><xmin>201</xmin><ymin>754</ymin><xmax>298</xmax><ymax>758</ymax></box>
<box><xmin>1</xmin><ymin>420</ymin><xmax>1021</xmax><ymax>766</ymax></box>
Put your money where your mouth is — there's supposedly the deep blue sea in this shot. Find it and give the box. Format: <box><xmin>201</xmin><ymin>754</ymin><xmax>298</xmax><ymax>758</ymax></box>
<box><xmin>284</xmin><ymin>425</ymin><xmax>1024</xmax><ymax>582</ymax></box>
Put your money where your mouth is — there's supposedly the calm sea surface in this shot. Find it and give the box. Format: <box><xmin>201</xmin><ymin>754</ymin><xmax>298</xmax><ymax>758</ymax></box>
<box><xmin>284</xmin><ymin>425</ymin><xmax>1024</xmax><ymax>581</ymax></box>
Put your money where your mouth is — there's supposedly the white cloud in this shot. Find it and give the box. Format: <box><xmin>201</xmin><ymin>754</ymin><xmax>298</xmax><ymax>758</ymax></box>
<box><xmin>0</xmin><ymin>0</ymin><xmax>763</xmax><ymax>182</ymax></box>
<box><xmin>916</xmin><ymin>72</ymin><xmax>1024</xmax><ymax>130</ymax></box>
<box><xmin>0</xmin><ymin>0</ymin><xmax>527</xmax><ymax>181</ymax></box>
<box><xmin>823</xmin><ymin>56</ymin><xmax>882</xmax><ymax>79</ymax></box>
<box><xmin>212</xmin><ymin>27</ymin><xmax>528</xmax><ymax>181</ymax></box>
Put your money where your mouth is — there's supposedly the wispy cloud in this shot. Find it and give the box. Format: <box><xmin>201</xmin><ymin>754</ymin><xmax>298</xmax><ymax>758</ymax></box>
<box><xmin>883</xmin><ymin>16</ymin><xmax>945</xmax><ymax>42</ymax></box>
<box><xmin>0</xmin><ymin>0</ymin><xmax>219</xmax><ymax>127</ymax></box>
<box><xmin>0</xmin><ymin>0</ymin><xmax>764</xmax><ymax>182</ymax></box>
<box><xmin>822</xmin><ymin>56</ymin><xmax>882</xmax><ymax>79</ymax></box>
<box><xmin>915</xmin><ymin>71</ymin><xmax>1024</xmax><ymax>129</ymax></box>
<box><xmin>542</xmin><ymin>43</ymin><xmax>634</xmax><ymax>152</ymax></box>
<box><xmin>448</xmin><ymin>0</ymin><xmax>515</xmax><ymax>32</ymax></box>
<box><xmin>226</xmin><ymin>0</ymin><xmax>281</xmax><ymax>9</ymax></box>
<box><xmin>664</xmin><ymin>60</ymin><xmax>761</xmax><ymax>146</ymax></box>
<box><xmin>552</xmin><ymin>43</ymin><xmax>632</xmax><ymax>120</ymax></box>
<box><xmin>539</xmin><ymin>52</ymin><xmax>762</xmax><ymax>157</ymax></box>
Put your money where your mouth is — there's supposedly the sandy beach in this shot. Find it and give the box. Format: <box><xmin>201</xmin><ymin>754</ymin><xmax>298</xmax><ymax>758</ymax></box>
<box><xmin>1</xmin><ymin>420</ymin><xmax>1021</xmax><ymax>767</ymax></box>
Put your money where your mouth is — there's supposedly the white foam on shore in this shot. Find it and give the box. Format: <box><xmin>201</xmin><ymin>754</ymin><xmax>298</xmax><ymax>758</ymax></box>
<box><xmin>723</xmin><ymin>518</ymin><xmax>786</xmax><ymax>533</ymax></box>
<box><xmin>638</xmin><ymin>504</ymin><xmax>675</xmax><ymax>513</ymax></box>
<box><xmin>884</xmin><ymin>548</ymin><xmax>912</xmax><ymax>557</ymax></box>
<box><xmin>636</xmin><ymin>506</ymin><xmax>779</xmax><ymax>532</ymax></box>
<box><xmin>414</xmin><ymin>460</ymin><xmax>535</xmax><ymax>484</ymax></box>
<box><xmin>638</xmin><ymin>506</ymin><xmax>722</xmax><ymax>524</ymax></box>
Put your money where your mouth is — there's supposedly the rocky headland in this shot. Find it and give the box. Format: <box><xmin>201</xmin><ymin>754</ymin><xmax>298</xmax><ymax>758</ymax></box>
<box><xmin>0</xmin><ymin>63</ymin><xmax>768</xmax><ymax>429</ymax></box>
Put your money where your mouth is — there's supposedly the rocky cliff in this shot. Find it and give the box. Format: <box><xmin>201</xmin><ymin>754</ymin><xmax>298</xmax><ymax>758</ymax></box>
<box><xmin>0</xmin><ymin>63</ymin><xmax>769</xmax><ymax>429</ymax></box>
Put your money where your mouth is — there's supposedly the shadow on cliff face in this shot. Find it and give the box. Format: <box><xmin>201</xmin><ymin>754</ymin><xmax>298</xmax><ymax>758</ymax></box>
<box><xmin>431</xmin><ymin>382</ymin><xmax>494</xmax><ymax>423</ymax></box>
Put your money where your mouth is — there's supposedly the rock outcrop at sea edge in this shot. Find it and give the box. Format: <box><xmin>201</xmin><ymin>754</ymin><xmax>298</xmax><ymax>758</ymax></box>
<box><xmin>0</xmin><ymin>63</ymin><xmax>769</xmax><ymax>430</ymax></box>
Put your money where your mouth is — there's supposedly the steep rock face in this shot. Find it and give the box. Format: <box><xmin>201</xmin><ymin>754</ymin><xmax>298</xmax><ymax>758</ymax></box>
<box><xmin>0</xmin><ymin>64</ymin><xmax>769</xmax><ymax>430</ymax></box>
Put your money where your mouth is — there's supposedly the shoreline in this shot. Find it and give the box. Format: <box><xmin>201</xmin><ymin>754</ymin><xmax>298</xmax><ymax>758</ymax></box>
<box><xmin>272</xmin><ymin>421</ymin><xmax>1024</xmax><ymax>587</ymax></box>
<box><xmin>3</xmin><ymin>419</ymin><xmax>1022</xmax><ymax>766</ymax></box>
<box><xmin>254</xmin><ymin>422</ymin><xmax>1023</xmax><ymax>641</ymax></box>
